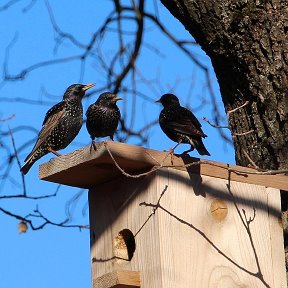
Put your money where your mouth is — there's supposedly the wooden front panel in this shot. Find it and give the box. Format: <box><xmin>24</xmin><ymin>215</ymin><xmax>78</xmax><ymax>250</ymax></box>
<box><xmin>89</xmin><ymin>168</ymin><xmax>286</xmax><ymax>288</ymax></box>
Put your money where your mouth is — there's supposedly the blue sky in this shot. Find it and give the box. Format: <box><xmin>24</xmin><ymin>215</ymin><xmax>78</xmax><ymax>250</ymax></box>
<box><xmin>0</xmin><ymin>1</ymin><xmax>234</xmax><ymax>287</ymax></box>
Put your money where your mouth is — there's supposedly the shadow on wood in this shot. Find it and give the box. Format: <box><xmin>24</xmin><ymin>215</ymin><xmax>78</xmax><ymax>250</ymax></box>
<box><xmin>39</xmin><ymin>142</ymin><xmax>288</xmax><ymax>288</ymax></box>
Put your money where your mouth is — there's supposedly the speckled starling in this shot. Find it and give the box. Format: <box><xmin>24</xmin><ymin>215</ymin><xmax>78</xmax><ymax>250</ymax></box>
<box><xmin>20</xmin><ymin>83</ymin><xmax>95</xmax><ymax>175</ymax></box>
<box><xmin>85</xmin><ymin>92</ymin><xmax>122</xmax><ymax>149</ymax></box>
<box><xmin>156</xmin><ymin>93</ymin><xmax>210</xmax><ymax>156</ymax></box>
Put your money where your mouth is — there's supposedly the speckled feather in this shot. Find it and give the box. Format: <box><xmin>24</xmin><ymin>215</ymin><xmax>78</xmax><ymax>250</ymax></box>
<box><xmin>20</xmin><ymin>84</ymin><xmax>94</xmax><ymax>175</ymax></box>
<box><xmin>86</xmin><ymin>92</ymin><xmax>121</xmax><ymax>141</ymax></box>
<box><xmin>158</xmin><ymin>93</ymin><xmax>210</xmax><ymax>156</ymax></box>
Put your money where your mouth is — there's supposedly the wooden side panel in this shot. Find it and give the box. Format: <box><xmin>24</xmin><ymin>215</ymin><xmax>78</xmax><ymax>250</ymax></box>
<box><xmin>89</xmin><ymin>173</ymin><xmax>163</xmax><ymax>287</ymax></box>
<box><xmin>89</xmin><ymin>168</ymin><xmax>286</xmax><ymax>288</ymax></box>
<box><xmin>267</xmin><ymin>187</ymin><xmax>287</xmax><ymax>288</ymax></box>
<box><xmin>156</xmin><ymin>169</ymin><xmax>286</xmax><ymax>287</ymax></box>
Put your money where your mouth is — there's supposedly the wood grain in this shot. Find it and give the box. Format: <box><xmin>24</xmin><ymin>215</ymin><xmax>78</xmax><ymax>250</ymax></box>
<box><xmin>93</xmin><ymin>270</ymin><xmax>140</xmax><ymax>288</ymax></box>
<box><xmin>89</xmin><ymin>168</ymin><xmax>286</xmax><ymax>287</ymax></box>
<box><xmin>267</xmin><ymin>187</ymin><xmax>287</xmax><ymax>288</ymax></box>
<box><xmin>39</xmin><ymin>141</ymin><xmax>288</xmax><ymax>191</ymax></box>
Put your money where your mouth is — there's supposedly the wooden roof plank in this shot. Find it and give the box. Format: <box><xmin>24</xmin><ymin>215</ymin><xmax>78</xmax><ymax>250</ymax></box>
<box><xmin>39</xmin><ymin>141</ymin><xmax>288</xmax><ymax>191</ymax></box>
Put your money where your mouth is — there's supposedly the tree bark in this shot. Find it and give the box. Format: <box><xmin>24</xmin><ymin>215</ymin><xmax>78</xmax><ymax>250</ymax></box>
<box><xmin>161</xmin><ymin>0</ymin><xmax>288</xmax><ymax>170</ymax></box>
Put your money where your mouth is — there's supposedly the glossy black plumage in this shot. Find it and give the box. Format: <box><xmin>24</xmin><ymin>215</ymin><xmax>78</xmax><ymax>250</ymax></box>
<box><xmin>20</xmin><ymin>83</ymin><xmax>95</xmax><ymax>175</ymax></box>
<box><xmin>86</xmin><ymin>92</ymin><xmax>122</xmax><ymax>148</ymax></box>
<box><xmin>157</xmin><ymin>93</ymin><xmax>210</xmax><ymax>156</ymax></box>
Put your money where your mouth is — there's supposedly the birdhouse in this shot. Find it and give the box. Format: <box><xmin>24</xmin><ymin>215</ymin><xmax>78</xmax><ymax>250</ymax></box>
<box><xmin>39</xmin><ymin>142</ymin><xmax>288</xmax><ymax>288</ymax></box>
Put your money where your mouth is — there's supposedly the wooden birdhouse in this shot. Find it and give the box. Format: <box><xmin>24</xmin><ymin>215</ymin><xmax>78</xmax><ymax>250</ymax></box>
<box><xmin>40</xmin><ymin>141</ymin><xmax>288</xmax><ymax>288</ymax></box>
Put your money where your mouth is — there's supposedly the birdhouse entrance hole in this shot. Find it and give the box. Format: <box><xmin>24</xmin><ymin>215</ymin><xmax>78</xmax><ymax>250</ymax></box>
<box><xmin>114</xmin><ymin>229</ymin><xmax>136</xmax><ymax>262</ymax></box>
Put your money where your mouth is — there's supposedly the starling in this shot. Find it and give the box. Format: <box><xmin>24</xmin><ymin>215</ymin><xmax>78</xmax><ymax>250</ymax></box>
<box><xmin>156</xmin><ymin>93</ymin><xmax>210</xmax><ymax>156</ymax></box>
<box><xmin>20</xmin><ymin>83</ymin><xmax>95</xmax><ymax>175</ymax></box>
<box><xmin>85</xmin><ymin>92</ymin><xmax>122</xmax><ymax>149</ymax></box>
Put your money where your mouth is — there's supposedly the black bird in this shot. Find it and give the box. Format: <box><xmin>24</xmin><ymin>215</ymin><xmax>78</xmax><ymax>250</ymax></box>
<box><xmin>20</xmin><ymin>83</ymin><xmax>95</xmax><ymax>175</ymax></box>
<box><xmin>86</xmin><ymin>92</ymin><xmax>122</xmax><ymax>150</ymax></box>
<box><xmin>156</xmin><ymin>93</ymin><xmax>210</xmax><ymax>156</ymax></box>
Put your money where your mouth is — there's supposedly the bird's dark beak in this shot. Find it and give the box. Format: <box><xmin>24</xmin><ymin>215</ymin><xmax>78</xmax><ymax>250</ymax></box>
<box><xmin>155</xmin><ymin>99</ymin><xmax>160</xmax><ymax>103</ymax></box>
<box><xmin>114</xmin><ymin>97</ymin><xmax>123</xmax><ymax>102</ymax></box>
<box><xmin>82</xmin><ymin>83</ymin><xmax>95</xmax><ymax>91</ymax></box>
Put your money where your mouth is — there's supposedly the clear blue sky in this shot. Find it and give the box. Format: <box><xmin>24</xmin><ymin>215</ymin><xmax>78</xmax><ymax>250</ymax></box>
<box><xmin>0</xmin><ymin>1</ymin><xmax>234</xmax><ymax>287</ymax></box>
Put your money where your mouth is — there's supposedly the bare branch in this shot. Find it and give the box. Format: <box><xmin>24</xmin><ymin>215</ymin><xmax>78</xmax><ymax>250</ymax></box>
<box><xmin>0</xmin><ymin>0</ymin><xmax>234</xmax><ymax>231</ymax></box>
<box><xmin>0</xmin><ymin>0</ymin><xmax>21</xmax><ymax>11</ymax></box>
<box><xmin>0</xmin><ymin>114</ymin><xmax>15</xmax><ymax>122</ymax></box>
<box><xmin>8</xmin><ymin>126</ymin><xmax>27</xmax><ymax>196</ymax></box>
<box><xmin>0</xmin><ymin>206</ymin><xmax>89</xmax><ymax>231</ymax></box>
<box><xmin>227</xmin><ymin>100</ymin><xmax>250</xmax><ymax>116</ymax></box>
<box><xmin>203</xmin><ymin>117</ymin><xmax>229</xmax><ymax>129</ymax></box>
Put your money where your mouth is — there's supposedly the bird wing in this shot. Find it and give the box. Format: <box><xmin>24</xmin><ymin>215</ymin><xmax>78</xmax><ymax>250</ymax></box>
<box><xmin>42</xmin><ymin>101</ymin><xmax>66</xmax><ymax>125</ymax></box>
<box><xmin>168</xmin><ymin>108</ymin><xmax>207</xmax><ymax>138</ymax></box>
<box><xmin>24</xmin><ymin>102</ymin><xmax>66</xmax><ymax>161</ymax></box>
<box><xmin>85</xmin><ymin>103</ymin><xmax>95</xmax><ymax>117</ymax></box>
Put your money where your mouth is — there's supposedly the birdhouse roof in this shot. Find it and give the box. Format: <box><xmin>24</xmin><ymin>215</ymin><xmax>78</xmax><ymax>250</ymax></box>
<box><xmin>39</xmin><ymin>141</ymin><xmax>288</xmax><ymax>191</ymax></box>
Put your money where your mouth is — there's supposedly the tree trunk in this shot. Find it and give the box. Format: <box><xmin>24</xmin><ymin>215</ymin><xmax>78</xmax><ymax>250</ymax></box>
<box><xmin>161</xmin><ymin>0</ymin><xmax>288</xmax><ymax>170</ymax></box>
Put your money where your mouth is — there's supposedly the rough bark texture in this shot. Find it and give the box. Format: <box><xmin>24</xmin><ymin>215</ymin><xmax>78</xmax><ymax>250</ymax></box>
<box><xmin>161</xmin><ymin>0</ymin><xmax>288</xmax><ymax>170</ymax></box>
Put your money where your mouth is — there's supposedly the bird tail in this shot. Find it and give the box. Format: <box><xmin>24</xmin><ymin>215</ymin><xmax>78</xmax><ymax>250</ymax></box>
<box><xmin>195</xmin><ymin>139</ymin><xmax>210</xmax><ymax>156</ymax></box>
<box><xmin>20</xmin><ymin>160</ymin><xmax>34</xmax><ymax>175</ymax></box>
<box><xmin>190</xmin><ymin>138</ymin><xmax>211</xmax><ymax>156</ymax></box>
<box><xmin>20</xmin><ymin>149</ymin><xmax>47</xmax><ymax>175</ymax></box>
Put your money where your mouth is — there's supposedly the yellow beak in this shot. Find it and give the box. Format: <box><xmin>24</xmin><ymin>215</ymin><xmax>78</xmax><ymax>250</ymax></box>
<box><xmin>82</xmin><ymin>83</ymin><xmax>95</xmax><ymax>91</ymax></box>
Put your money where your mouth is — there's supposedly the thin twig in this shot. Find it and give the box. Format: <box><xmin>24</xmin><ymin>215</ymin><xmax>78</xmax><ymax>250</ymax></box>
<box><xmin>203</xmin><ymin>117</ymin><xmax>229</xmax><ymax>129</ymax></box>
<box><xmin>243</xmin><ymin>149</ymin><xmax>260</xmax><ymax>170</ymax></box>
<box><xmin>0</xmin><ymin>206</ymin><xmax>89</xmax><ymax>231</ymax></box>
<box><xmin>104</xmin><ymin>141</ymin><xmax>161</xmax><ymax>178</ymax></box>
<box><xmin>103</xmin><ymin>142</ymin><xmax>288</xmax><ymax>179</ymax></box>
<box><xmin>227</xmin><ymin>100</ymin><xmax>250</xmax><ymax>116</ymax></box>
<box><xmin>135</xmin><ymin>185</ymin><xmax>168</xmax><ymax>237</ymax></box>
<box><xmin>0</xmin><ymin>114</ymin><xmax>15</xmax><ymax>122</ymax></box>
<box><xmin>233</xmin><ymin>130</ymin><xmax>254</xmax><ymax>137</ymax></box>
<box><xmin>8</xmin><ymin>126</ymin><xmax>26</xmax><ymax>196</ymax></box>
<box><xmin>203</xmin><ymin>100</ymin><xmax>253</xmax><ymax>139</ymax></box>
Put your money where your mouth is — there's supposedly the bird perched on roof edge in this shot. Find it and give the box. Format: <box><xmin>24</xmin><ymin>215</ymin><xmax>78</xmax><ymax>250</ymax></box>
<box><xmin>20</xmin><ymin>83</ymin><xmax>95</xmax><ymax>175</ymax></box>
<box><xmin>156</xmin><ymin>93</ymin><xmax>210</xmax><ymax>156</ymax></box>
<box><xmin>86</xmin><ymin>92</ymin><xmax>122</xmax><ymax>151</ymax></box>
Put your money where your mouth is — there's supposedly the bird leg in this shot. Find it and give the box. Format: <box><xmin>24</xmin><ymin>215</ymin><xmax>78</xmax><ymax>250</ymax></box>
<box><xmin>164</xmin><ymin>142</ymin><xmax>180</xmax><ymax>153</ymax></box>
<box><xmin>171</xmin><ymin>142</ymin><xmax>181</xmax><ymax>154</ymax></box>
<box><xmin>48</xmin><ymin>147</ymin><xmax>62</xmax><ymax>157</ymax></box>
<box><xmin>90</xmin><ymin>140</ymin><xmax>97</xmax><ymax>153</ymax></box>
<box><xmin>182</xmin><ymin>136</ymin><xmax>195</xmax><ymax>155</ymax></box>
